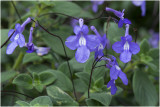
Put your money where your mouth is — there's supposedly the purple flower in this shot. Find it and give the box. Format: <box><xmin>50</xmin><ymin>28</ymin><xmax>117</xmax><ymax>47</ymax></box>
<box><xmin>91</xmin><ymin>0</ymin><xmax>104</xmax><ymax>13</ymax></box>
<box><xmin>65</xmin><ymin>18</ymin><xmax>100</xmax><ymax>63</ymax></box>
<box><xmin>105</xmin><ymin>7</ymin><xmax>131</xmax><ymax>28</ymax></box>
<box><xmin>90</xmin><ymin>26</ymin><xmax>109</xmax><ymax>59</ymax></box>
<box><xmin>6</xmin><ymin>17</ymin><xmax>31</xmax><ymax>54</ymax></box>
<box><xmin>107</xmin><ymin>79</ymin><xmax>117</xmax><ymax>95</ymax></box>
<box><xmin>149</xmin><ymin>30</ymin><xmax>159</xmax><ymax>48</ymax></box>
<box><xmin>132</xmin><ymin>0</ymin><xmax>146</xmax><ymax>16</ymax></box>
<box><xmin>103</xmin><ymin>55</ymin><xmax>128</xmax><ymax>95</ymax></box>
<box><xmin>34</xmin><ymin>46</ymin><xmax>50</xmax><ymax>56</ymax></box>
<box><xmin>112</xmin><ymin>24</ymin><xmax>140</xmax><ymax>63</ymax></box>
<box><xmin>107</xmin><ymin>55</ymin><xmax>128</xmax><ymax>85</ymax></box>
<box><xmin>26</xmin><ymin>27</ymin><xmax>34</xmax><ymax>53</ymax></box>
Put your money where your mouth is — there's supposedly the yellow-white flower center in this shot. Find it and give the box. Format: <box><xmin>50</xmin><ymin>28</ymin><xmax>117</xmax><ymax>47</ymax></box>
<box><xmin>79</xmin><ymin>36</ymin><xmax>86</xmax><ymax>46</ymax></box>
<box><xmin>115</xmin><ymin>65</ymin><xmax>121</xmax><ymax>71</ymax></box>
<box><xmin>14</xmin><ymin>34</ymin><xmax>19</xmax><ymax>40</ymax></box>
<box><xmin>124</xmin><ymin>41</ymin><xmax>129</xmax><ymax>51</ymax></box>
<box><xmin>98</xmin><ymin>43</ymin><xmax>104</xmax><ymax>51</ymax></box>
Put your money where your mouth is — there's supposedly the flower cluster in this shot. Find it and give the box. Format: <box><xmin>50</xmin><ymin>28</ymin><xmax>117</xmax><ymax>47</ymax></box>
<box><xmin>6</xmin><ymin>18</ymin><xmax>50</xmax><ymax>56</ymax></box>
<box><xmin>105</xmin><ymin>7</ymin><xmax>140</xmax><ymax>63</ymax></box>
<box><xmin>65</xmin><ymin>18</ymin><xmax>109</xmax><ymax>63</ymax></box>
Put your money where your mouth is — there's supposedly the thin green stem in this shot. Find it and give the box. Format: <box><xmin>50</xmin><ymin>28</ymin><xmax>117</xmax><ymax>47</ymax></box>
<box><xmin>12</xmin><ymin>52</ymin><xmax>24</xmax><ymax>70</ymax></box>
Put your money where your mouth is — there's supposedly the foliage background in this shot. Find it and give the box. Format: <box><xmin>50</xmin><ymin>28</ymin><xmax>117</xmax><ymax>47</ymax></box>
<box><xmin>1</xmin><ymin>0</ymin><xmax>159</xmax><ymax>106</ymax></box>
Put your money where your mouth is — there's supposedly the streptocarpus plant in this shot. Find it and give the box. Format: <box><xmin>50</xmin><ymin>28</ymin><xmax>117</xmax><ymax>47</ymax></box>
<box><xmin>1</xmin><ymin>1</ymin><xmax>159</xmax><ymax>106</ymax></box>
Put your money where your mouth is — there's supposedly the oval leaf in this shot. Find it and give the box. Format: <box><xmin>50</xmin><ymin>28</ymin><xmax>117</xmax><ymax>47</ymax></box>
<box><xmin>13</xmin><ymin>74</ymin><xmax>33</xmax><ymax>90</ymax></box>
<box><xmin>133</xmin><ymin>70</ymin><xmax>158</xmax><ymax>106</ymax></box>
<box><xmin>46</xmin><ymin>85</ymin><xmax>78</xmax><ymax>106</ymax></box>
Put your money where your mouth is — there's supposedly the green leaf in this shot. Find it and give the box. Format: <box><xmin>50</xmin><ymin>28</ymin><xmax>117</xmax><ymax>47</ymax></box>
<box><xmin>140</xmin><ymin>54</ymin><xmax>153</xmax><ymax>62</ymax></box>
<box><xmin>13</xmin><ymin>74</ymin><xmax>33</xmax><ymax>90</ymax></box>
<box><xmin>58</xmin><ymin>61</ymin><xmax>73</xmax><ymax>78</ymax></box>
<box><xmin>85</xmin><ymin>99</ymin><xmax>102</xmax><ymax>106</ymax></box>
<box><xmin>52</xmin><ymin>1</ymin><xmax>93</xmax><ymax>18</ymax></box>
<box><xmin>94</xmin><ymin>77</ymin><xmax>104</xmax><ymax>89</ymax></box>
<box><xmin>69</xmin><ymin>57</ymin><xmax>86</xmax><ymax>72</ymax></box>
<box><xmin>107</xmin><ymin>22</ymin><xmax>125</xmax><ymax>44</ymax></box>
<box><xmin>1</xmin><ymin>46</ymin><xmax>11</xmax><ymax>63</ymax></box>
<box><xmin>89</xmin><ymin>92</ymin><xmax>112</xmax><ymax>106</ymax></box>
<box><xmin>1</xmin><ymin>71</ymin><xmax>18</xmax><ymax>83</ymax></box>
<box><xmin>35</xmin><ymin>84</ymin><xmax>44</xmax><ymax>93</ymax></box>
<box><xmin>43</xmin><ymin>69</ymin><xmax>72</xmax><ymax>91</ymax></box>
<box><xmin>27</xmin><ymin>64</ymin><xmax>50</xmax><ymax>74</ymax></box>
<box><xmin>1</xmin><ymin>29</ymin><xmax>9</xmax><ymax>45</ymax></box>
<box><xmin>75</xmin><ymin>72</ymin><xmax>94</xmax><ymax>86</ymax></box>
<box><xmin>46</xmin><ymin>85</ymin><xmax>78</xmax><ymax>106</ymax></box>
<box><xmin>140</xmin><ymin>39</ymin><xmax>150</xmax><ymax>54</ymax></box>
<box><xmin>39</xmin><ymin>71</ymin><xmax>57</xmax><ymax>85</ymax></box>
<box><xmin>143</xmin><ymin>62</ymin><xmax>158</xmax><ymax>72</ymax></box>
<box><xmin>42</xmin><ymin>30</ymin><xmax>75</xmax><ymax>58</ymax></box>
<box><xmin>16</xmin><ymin>101</ymin><xmax>30</xmax><ymax>106</ymax></box>
<box><xmin>74</xmin><ymin>79</ymin><xmax>88</xmax><ymax>92</ymax></box>
<box><xmin>133</xmin><ymin>70</ymin><xmax>158</xmax><ymax>106</ymax></box>
<box><xmin>23</xmin><ymin>53</ymin><xmax>42</xmax><ymax>64</ymax></box>
<box><xmin>148</xmin><ymin>48</ymin><xmax>159</xmax><ymax>70</ymax></box>
<box><xmin>32</xmin><ymin>72</ymin><xmax>44</xmax><ymax>93</ymax></box>
<box><xmin>1</xmin><ymin>30</ymin><xmax>11</xmax><ymax>63</ymax></box>
<box><xmin>30</xmin><ymin>96</ymin><xmax>53</xmax><ymax>106</ymax></box>
<box><xmin>148</xmin><ymin>48</ymin><xmax>159</xmax><ymax>59</ymax></box>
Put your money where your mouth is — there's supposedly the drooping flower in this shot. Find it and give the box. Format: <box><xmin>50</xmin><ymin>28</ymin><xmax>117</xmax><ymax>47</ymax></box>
<box><xmin>26</xmin><ymin>27</ymin><xmax>34</xmax><ymax>53</ymax></box>
<box><xmin>105</xmin><ymin>7</ymin><xmax>131</xmax><ymax>28</ymax></box>
<box><xmin>103</xmin><ymin>55</ymin><xmax>128</xmax><ymax>95</ymax></box>
<box><xmin>6</xmin><ymin>17</ymin><xmax>31</xmax><ymax>54</ymax></box>
<box><xmin>107</xmin><ymin>56</ymin><xmax>128</xmax><ymax>85</ymax></box>
<box><xmin>107</xmin><ymin>79</ymin><xmax>117</xmax><ymax>95</ymax></box>
<box><xmin>91</xmin><ymin>0</ymin><xmax>104</xmax><ymax>13</ymax></box>
<box><xmin>132</xmin><ymin>0</ymin><xmax>146</xmax><ymax>16</ymax></box>
<box><xmin>149</xmin><ymin>30</ymin><xmax>159</xmax><ymax>48</ymax></box>
<box><xmin>65</xmin><ymin>18</ymin><xmax>100</xmax><ymax>63</ymax></box>
<box><xmin>34</xmin><ymin>46</ymin><xmax>50</xmax><ymax>56</ymax></box>
<box><xmin>90</xmin><ymin>26</ymin><xmax>109</xmax><ymax>59</ymax></box>
<box><xmin>112</xmin><ymin>24</ymin><xmax>140</xmax><ymax>63</ymax></box>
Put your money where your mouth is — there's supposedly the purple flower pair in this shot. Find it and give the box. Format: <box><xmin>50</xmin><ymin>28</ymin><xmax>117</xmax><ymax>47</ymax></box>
<box><xmin>103</xmin><ymin>55</ymin><xmax>128</xmax><ymax>95</ymax></box>
<box><xmin>6</xmin><ymin>17</ymin><xmax>50</xmax><ymax>56</ymax></box>
<box><xmin>26</xmin><ymin>27</ymin><xmax>50</xmax><ymax>56</ymax></box>
<box><xmin>6</xmin><ymin>18</ymin><xmax>31</xmax><ymax>54</ymax></box>
<box><xmin>106</xmin><ymin>7</ymin><xmax>131</xmax><ymax>28</ymax></box>
<box><xmin>65</xmin><ymin>18</ymin><xmax>100</xmax><ymax>63</ymax></box>
<box><xmin>112</xmin><ymin>24</ymin><xmax>140</xmax><ymax>63</ymax></box>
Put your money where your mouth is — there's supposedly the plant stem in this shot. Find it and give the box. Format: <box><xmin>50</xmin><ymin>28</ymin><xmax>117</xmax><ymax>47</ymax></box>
<box><xmin>30</xmin><ymin>19</ymin><xmax>77</xmax><ymax>101</ymax></box>
<box><xmin>88</xmin><ymin>56</ymin><xmax>104</xmax><ymax>98</ymax></box>
<box><xmin>13</xmin><ymin>52</ymin><xmax>24</xmax><ymax>70</ymax></box>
